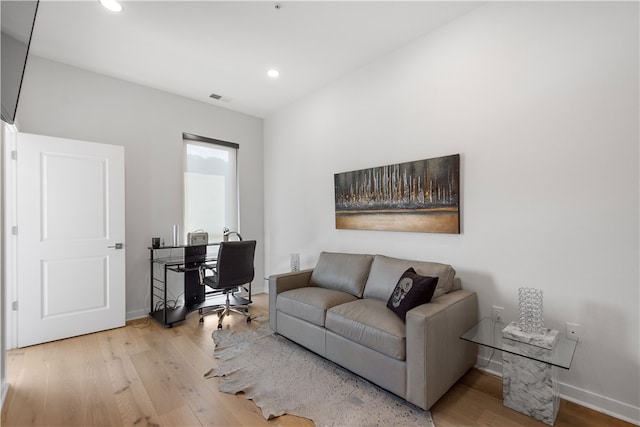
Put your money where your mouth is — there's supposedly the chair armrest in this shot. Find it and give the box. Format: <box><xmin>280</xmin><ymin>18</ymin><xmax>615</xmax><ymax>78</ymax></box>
<box><xmin>405</xmin><ymin>289</ymin><xmax>478</xmax><ymax>410</ymax></box>
<box><xmin>268</xmin><ymin>269</ymin><xmax>314</xmax><ymax>332</ymax></box>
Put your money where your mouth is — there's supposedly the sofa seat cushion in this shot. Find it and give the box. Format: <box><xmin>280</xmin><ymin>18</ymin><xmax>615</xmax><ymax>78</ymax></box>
<box><xmin>277</xmin><ymin>287</ymin><xmax>358</xmax><ymax>327</ymax></box>
<box><xmin>326</xmin><ymin>299</ymin><xmax>406</xmax><ymax>360</ymax></box>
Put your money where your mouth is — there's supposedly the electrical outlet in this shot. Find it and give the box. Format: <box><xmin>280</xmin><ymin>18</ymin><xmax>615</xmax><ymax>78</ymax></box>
<box><xmin>566</xmin><ymin>322</ymin><xmax>580</xmax><ymax>341</ymax></box>
<box><xmin>492</xmin><ymin>305</ymin><xmax>504</xmax><ymax>322</ymax></box>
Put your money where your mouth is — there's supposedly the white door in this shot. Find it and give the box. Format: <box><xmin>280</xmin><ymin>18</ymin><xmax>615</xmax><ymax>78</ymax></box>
<box><xmin>16</xmin><ymin>132</ymin><xmax>125</xmax><ymax>347</ymax></box>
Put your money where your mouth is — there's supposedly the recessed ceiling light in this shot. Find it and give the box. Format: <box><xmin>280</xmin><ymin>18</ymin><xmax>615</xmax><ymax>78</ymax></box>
<box><xmin>267</xmin><ymin>69</ymin><xmax>280</xmax><ymax>78</ymax></box>
<box><xmin>99</xmin><ymin>0</ymin><xmax>123</xmax><ymax>13</ymax></box>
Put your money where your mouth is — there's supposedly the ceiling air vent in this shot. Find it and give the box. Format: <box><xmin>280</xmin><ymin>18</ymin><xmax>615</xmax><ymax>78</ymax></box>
<box><xmin>209</xmin><ymin>93</ymin><xmax>222</xmax><ymax>100</ymax></box>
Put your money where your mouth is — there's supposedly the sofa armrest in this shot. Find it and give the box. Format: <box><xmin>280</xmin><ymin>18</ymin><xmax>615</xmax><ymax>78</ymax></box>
<box><xmin>405</xmin><ymin>289</ymin><xmax>478</xmax><ymax>410</ymax></box>
<box><xmin>268</xmin><ymin>269</ymin><xmax>314</xmax><ymax>332</ymax></box>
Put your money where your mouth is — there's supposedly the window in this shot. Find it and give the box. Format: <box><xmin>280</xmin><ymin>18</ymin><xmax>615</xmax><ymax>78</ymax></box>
<box><xmin>183</xmin><ymin>133</ymin><xmax>239</xmax><ymax>243</ymax></box>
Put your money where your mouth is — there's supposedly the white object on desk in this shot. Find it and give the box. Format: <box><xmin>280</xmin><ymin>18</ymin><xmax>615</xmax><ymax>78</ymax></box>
<box><xmin>188</xmin><ymin>231</ymin><xmax>208</xmax><ymax>245</ymax></box>
<box><xmin>173</xmin><ymin>224</ymin><xmax>179</xmax><ymax>246</ymax></box>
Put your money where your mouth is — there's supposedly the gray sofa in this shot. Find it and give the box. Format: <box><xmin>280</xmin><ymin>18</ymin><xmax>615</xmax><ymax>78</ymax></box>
<box><xmin>268</xmin><ymin>251</ymin><xmax>478</xmax><ymax>410</ymax></box>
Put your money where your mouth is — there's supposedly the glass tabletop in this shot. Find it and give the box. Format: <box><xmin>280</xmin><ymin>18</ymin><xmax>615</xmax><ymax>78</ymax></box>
<box><xmin>460</xmin><ymin>317</ymin><xmax>577</xmax><ymax>369</ymax></box>
<box><xmin>152</xmin><ymin>253</ymin><xmax>218</xmax><ymax>266</ymax></box>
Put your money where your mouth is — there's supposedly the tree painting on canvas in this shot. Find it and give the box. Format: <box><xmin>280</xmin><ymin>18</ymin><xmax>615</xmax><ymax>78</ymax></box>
<box><xmin>334</xmin><ymin>154</ymin><xmax>460</xmax><ymax>234</ymax></box>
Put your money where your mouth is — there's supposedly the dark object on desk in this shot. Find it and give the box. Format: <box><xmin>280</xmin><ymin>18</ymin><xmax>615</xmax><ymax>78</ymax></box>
<box><xmin>152</xmin><ymin>237</ymin><xmax>160</xmax><ymax>248</ymax></box>
<box><xmin>200</xmin><ymin>240</ymin><xmax>256</xmax><ymax>328</ymax></box>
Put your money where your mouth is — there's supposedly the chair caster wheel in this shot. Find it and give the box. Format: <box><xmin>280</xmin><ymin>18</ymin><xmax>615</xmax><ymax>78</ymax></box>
<box><xmin>198</xmin><ymin>308</ymin><xmax>202</xmax><ymax>314</ymax></box>
<box><xmin>199</xmin><ymin>317</ymin><xmax>204</xmax><ymax>323</ymax></box>
<box><xmin>217</xmin><ymin>324</ymin><xmax>222</xmax><ymax>330</ymax></box>
<box><xmin>247</xmin><ymin>317</ymin><xmax>251</xmax><ymax>323</ymax></box>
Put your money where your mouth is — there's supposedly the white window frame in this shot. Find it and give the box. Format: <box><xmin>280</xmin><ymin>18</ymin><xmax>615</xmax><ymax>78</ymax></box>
<box><xmin>182</xmin><ymin>133</ymin><xmax>239</xmax><ymax>243</ymax></box>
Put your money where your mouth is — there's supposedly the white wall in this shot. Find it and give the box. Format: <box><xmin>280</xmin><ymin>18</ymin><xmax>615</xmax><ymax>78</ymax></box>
<box><xmin>264</xmin><ymin>1</ymin><xmax>639</xmax><ymax>423</ymax></box>
<box><xmin>16</xmin><ymin>56</ymin><xmax>264</xmax><ymax>321</ymax></box>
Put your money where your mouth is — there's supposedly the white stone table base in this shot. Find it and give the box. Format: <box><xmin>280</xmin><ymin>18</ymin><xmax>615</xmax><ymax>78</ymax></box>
<box><xmin>502</xmin><ymin>350</ymin><xmax>559</xmax><ymax>425</ymax></box>
<box><xmin>501</xmin><ymin>322</ymin><xmax>560</xmax><ymax>426</ymax></box>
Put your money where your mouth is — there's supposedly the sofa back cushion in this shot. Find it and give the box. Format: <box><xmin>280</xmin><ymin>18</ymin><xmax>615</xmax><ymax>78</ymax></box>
<box><xmin>363</xmin><ymin>255</ymin><xmax>456</xmax><ymax>301</ymax></box>
<box><xmin>310</xmin><ymin>252</ymin><xmax>374</xmax><ymax>298</ymax></box>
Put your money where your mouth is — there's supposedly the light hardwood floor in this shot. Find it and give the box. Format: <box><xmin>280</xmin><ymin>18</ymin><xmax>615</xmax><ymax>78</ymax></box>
<box><xmin>2</xmin><ymin>294</ymin><xmax>633</xmax><ymax>427</ymax></box>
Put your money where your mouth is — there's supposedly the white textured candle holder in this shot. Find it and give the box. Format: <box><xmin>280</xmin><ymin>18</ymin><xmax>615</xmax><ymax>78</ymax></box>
<box><xmin>518</xmin><ymin>287</ymin><xmax>544</xmax><ymax>333</ymax></box>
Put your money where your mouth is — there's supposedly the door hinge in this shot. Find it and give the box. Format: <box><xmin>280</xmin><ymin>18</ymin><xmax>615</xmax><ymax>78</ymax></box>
<box><xmin>11</xmin><ymin>150</ymin><xmax>17</xmax><ymax>160</ymax></box>
<box><xmin>12</xmin><ymin>301</ymin><xmax>18</xmax><ymax>311</ymax></box>
<box><xmin>11</xmin><ymin>225</ymin><xmax>18</xmax><ymax>235</ymax></box>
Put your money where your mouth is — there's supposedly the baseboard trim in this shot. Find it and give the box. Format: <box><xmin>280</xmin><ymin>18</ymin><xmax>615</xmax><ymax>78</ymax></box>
<box><xmin>475</xmin><ymin>351</ymin><xmax>503</xmax><ymax>377</ymax></box>
<box><xmin>1</xmin><ymin>381</ymin><xmax>8</xmax><ymax>412</ymax></box>
<box><xmin>126</xmin><ymin>309</ymin><xmax>149</xmax><ymax>321</ymax></box>
<box><xmin>125</xmin><ymin>290</ymin><xmax>268</xmax><ymax>322</ymax></box>
<box><xmin>476</xmin><ymin>354</ymin><xmax>640</xmax><ymax>426</ymax></box>
<box><xmin>559</xmin><ymin>382</ymin><xmax>640</xmax><ymax>426</ymax></box>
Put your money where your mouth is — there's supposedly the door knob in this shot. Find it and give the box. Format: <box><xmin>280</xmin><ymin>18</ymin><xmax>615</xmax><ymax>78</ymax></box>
<box><xmin>108</xmin><ymin>243</ymin><xmax>124</xmax><ymax>249</ymax></box>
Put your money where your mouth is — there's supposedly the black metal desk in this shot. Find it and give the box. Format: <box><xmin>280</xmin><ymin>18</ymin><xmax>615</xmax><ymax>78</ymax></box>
<box><xmin>148</xmin><ymin>243</ymin><xmax>251</xmax><ymax>327</ymax></box>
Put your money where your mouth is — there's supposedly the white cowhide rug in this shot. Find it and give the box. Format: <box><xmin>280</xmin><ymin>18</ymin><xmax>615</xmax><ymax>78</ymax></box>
<box><xmin>207</xmin><ymin>318</ymin><xmax>435</xmax><ymax>427</ymax></box>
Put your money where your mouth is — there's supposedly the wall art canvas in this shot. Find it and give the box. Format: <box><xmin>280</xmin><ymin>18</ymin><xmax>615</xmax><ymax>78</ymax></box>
<box><xmin>334</xmin><ymin>154</ymin><xmax>460</xmax><ymax>234</ymax></box>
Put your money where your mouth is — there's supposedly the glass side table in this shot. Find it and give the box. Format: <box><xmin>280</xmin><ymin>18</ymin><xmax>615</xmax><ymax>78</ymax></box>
<box><xmin>461</xmin><ymin>317</ymin><xmax>578</xmax><ymax>426</ymax></box>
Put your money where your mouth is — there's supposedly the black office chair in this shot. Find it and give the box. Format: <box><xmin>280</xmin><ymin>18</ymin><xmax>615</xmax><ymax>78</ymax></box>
<box><xmin>199</xmin><ymin>240</ymin><xmax>256</xmax><ymax>329</ymax></box>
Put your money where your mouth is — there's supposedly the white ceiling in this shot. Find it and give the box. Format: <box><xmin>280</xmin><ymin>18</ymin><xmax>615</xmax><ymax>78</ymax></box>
<box><xmin>28</xmin><ymin>1</ymin><xmax>484</xmax><ymax>118</ymax></box>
